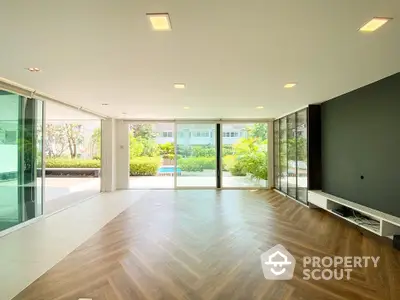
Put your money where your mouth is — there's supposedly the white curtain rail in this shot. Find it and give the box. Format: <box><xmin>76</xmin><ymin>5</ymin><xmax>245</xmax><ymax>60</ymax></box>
<box><xmin>0</xmin><ymin>77</ymin><xmax>108</xmax><ymax>119</ymax></box>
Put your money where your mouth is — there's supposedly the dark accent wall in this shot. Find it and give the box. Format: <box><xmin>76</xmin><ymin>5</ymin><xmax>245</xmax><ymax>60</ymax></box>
<box><xmin>321</xmin><ymin>72</ymin><xmax>400</xmax><ymax>217</ymax></box>
<box><xmin>308</xmin><ymin>105</ymin><xmax>322</xmax><ymax>190</ymax></box>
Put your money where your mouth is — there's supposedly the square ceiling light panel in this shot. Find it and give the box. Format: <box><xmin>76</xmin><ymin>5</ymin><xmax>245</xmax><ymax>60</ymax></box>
<box><xmin>147</xmin><ymin>13</ymin><xmax>172</xmax><ymax>31</ymax></box>
<box><xmin>284</xmin><ymin>83</ymin><xmax>297</xmax><ymax>88</ymax></box>
<box><xmin>359</xmin><ymin>17</ymin><xmax>392</xmax><ymax>32</ymax></box>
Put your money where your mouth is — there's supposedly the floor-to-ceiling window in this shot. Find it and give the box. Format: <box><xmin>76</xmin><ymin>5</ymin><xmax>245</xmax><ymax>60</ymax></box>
<box><xmin>296</xmin><ymin>109</ymin><xmax>308</xmax><ymax>202</ymax></box>
<box><xmin>176</xmin><ymin>123</ymin><xmax>217</xmax><ymax>188</ymax></box>
<box><xmin>279</xmin><ymin>117</ymin><xmax>288</xmax><ymax>194</ymax></box>
<box><xmin>274</xmin><ymin>108</ymin><xmax>308</xmax><ymax>203</ymax></box>
<box><xmin>129</xmin><ymin>122</ymin><xmax>175</xmax><ymax>189</ymax></box>
<box><xmin>0</xmin><ymin>90</ymin><xmax>44</xmax><ymax>231</ymax></box>
<box><xmin>287</xmin><ymin>114</ymin><xmax>297</xmax><ymax>198</ymax></box>
<box><xmin>126</xmin><ymin>121</ymin><xmax>269</xmax><ymax>189</ymax></box>
<box><xmin>274</xmin><ymin>120</ymin><xmax>280</xmax><ymax>189</ymax></box>
<box><xmin>221</xmin><ymin>123</ymin><xmax>268</xmax><ymax>188</ymax></box>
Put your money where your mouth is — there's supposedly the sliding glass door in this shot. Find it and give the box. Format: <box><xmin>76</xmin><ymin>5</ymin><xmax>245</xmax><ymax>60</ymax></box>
<box><xmin>126</xmin><ymin>121</ymin><xmax>270</xmax><ymax>189</ymax></box>
<box><xmin>221</xmin><ymin>123</ymin><xmax>268</xmax><ymax>188</ymax></box>
<box><xmin>176</xmin><ymin>123</ymin><xmax>217</xmax><ymax>188</ymax></box>
<box><xmin>0</xmin><ymin>91</ymin><xmax>44</xmax><ymax>232</ymax></box>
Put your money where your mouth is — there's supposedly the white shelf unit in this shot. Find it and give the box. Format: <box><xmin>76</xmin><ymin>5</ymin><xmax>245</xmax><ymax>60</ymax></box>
<box><xmin>308</xmin><ymin>190</ymin><xmax>400</xmax><ymax>237</ymax></box>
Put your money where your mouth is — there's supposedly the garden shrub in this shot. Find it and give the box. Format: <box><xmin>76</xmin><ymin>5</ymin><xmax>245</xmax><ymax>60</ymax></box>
<box><xmin>129</xmin><ymin>136</ymin><xmax>160</xmax><ymax>158</ymax></box>
<box><xmin>159</xmin><ymin>142</ymin><xmax>175</xmax><ymax>159</ymax></box>
<box><xmin>192</xmin><ymin>146</ymin><xmax>216</xmax><ymax>157</ymax></box>
<box><xmin>230</xmin><ymin>158</ymin><xmax>247</xmax><ymax>176</ymax></box>
<box><xmin>130</xmin><ymin>157</ymin><xmax>161</xmax><ymax>176</ymax></box>
<box><xmin>222</xmin><ymin>155</ymin><xmax>235</xmax><ymax>171</ymax></box>
<box><xmin>46</xmin><ymin>158</ymin><xmax>101</xmax><ymax>168</ymax></box>
<box><xmin>237</xmin><ymin>152</ymin><xmax>268</xmax><ymax>180</ymax></box>
<box><xmin>222</xmin><ymin>145</ymin><xmax>234</xmax><ymax>155</ymax></box>
<box><xmin>177</xmin><ymin>156</ymin><xmax>216</xmax><ymax>171</ymax></box>
<box><xmin>196</xmin><ymin>157</ymin><xmax>216</xmax><ymax>169</ymax></box>
<box><xmin>177</xmin><ymin>157</ymin><xmax>204</xmax><ymax>172</ymax></box>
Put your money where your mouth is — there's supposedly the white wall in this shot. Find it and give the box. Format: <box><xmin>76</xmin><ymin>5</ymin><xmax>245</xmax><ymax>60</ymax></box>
<box><xmin>116</xmin><ymin>121</ymin><xmax>129</xmax><ymax>189</ymax></box>
<box><xmin>101</xmin><ymin>119</ymin><xmax>116</xmax><ymax>192</ymax></box>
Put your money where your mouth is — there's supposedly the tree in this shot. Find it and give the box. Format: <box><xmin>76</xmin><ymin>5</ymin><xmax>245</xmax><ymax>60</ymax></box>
<box><xmin>247</xmin><ymin>123</ymin><xmax>268</xmax><ymax>141</ymax></box>
<box><xmin>91</xmin><ymin>127</ymin><xmax>101</xmax><ymax>157</ymax></box>
<box><xmin>64</xmin><ymin>124</ymin><xmax>84</xmax><ymax>159</ymax></box>
<box><xmin>129</xmin><ymin>124</ymin><xmax>156</xmax><ymax>139</ymax></box>
<box><xmin>130</xmin><ymin>136</ymin><xmax>145</xmax><ymax>158</ymax></box>
<box><xmin>44</xmin><ymin>124</ymin><xmax>68</xmax><ymax>158</ymax></box>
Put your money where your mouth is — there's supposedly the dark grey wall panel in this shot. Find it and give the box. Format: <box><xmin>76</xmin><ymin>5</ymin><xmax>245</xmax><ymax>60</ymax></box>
<box><xmin>321</xmin><ymin>72</ymin><xmax>400</xmax><ymax>217</ymax></box>
<box><xmin>308</xmin><ymin>105</ymin><xmax>321</xmax><ymax>191</ymax></box>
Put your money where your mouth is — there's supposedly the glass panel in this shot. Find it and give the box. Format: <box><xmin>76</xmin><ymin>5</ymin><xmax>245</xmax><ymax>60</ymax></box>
<box><xmin>177</xmin><ymin>124</ymin><xmax>216</xmax><ymax>187</ymax></box>
<box><xmin>0</xmin><ymin>91</ymin><xmax>43</xmax><ymax>232</ymax></box>
<box><xmin>287</xmin><ymin>114</ymin><xmax>297</xmax><ymax>198</ymax></box>
<box><xmin>36</xmin><ymin>100</ymin><xmax>44</xmax><ymax>216</ymax></box>
<box><xmin>20</xmin><ymin>97</ymin><xmax>41</xmax><ymax>222</ymax></box>
<box><xmin>0</xmin><ymin>91</ymin><xmax>21</xmax><ymax>230</ymax></box>
<box><xmin>274</xmin><ymin>120</ymin><xmax>280</xmax><ymax>189</ymax></box>
<box><xmin>279</xmin><ymin>117</ymin><xmax>288</xmax><ymax>194</ymax></box>
<box><xmin>296</xmin><ymin>109</ymin><xmax>308</xmax><ymax>202</ymax></box>
<box><xmin>222</xmin><ymin>123</ymin><xmax>268</xmax><ymax>188</ymax></box>
<box><xmin>129</xmin><ymin>123</ymin><xmax>175</xmax><ymax>189</ymax></box>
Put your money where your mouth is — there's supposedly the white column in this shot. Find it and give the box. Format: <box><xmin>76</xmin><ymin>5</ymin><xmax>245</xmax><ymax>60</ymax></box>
<box><xmin>101</xmin><ymin>118</ymin><xmax>116</xmax><ymax>192</ymax></box>
<box><xmin>116</xmin><ymin>120</ymin><xmax>129</xmax><ymax>189</ymax></box>
<box><xmin>268</xmin><ymin>120</ymin><xmax>274</xmax><ymax>189</ymax></box>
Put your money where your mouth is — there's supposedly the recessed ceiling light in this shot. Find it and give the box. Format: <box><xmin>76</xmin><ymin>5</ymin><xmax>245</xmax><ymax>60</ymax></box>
<box><xmin>174</xmin><ymin>83</ymin><xmax>186</xmax><ymax>89</ymax></box>
<box><xmin>101</xmin><ymin>103</ymin><xmax>109</xmax><ymax>106</ymax></box>
<box><xmin>256</xmin><ymin>106</ymin><xmax>264</xmax><ymax>109</ymax></box>
<box><xmin>284</xmin><ymin>83</ymin><xmax>297</xmax><ymax>88</ymax></box>
<box><xmin>183</xmin><ymin>106</ymin><xmax>190</xmax><ymax>109</ymax></box>
<box><xmin>359</xmin><ymin>17</ymin><xmax>392</xmax><ymax>32</ymax></box>
<box><xmin>147</xmin><ymin>13</ymin><xmax>172</xmax><ymax>31</ymax></box>
<box><xmin>26</xmin><ymin>67</ymin><xmax>40</xmax><ymax>72</ymax></box>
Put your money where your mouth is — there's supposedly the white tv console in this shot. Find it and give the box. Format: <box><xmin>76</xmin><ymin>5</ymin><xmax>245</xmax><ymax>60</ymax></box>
<box><xmin>308</xmin><ymin>190</ymin><xmax>400</xmax><ymax>237</ymax></box>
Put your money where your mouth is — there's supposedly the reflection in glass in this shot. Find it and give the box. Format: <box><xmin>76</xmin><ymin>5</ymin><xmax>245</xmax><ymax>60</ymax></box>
<box><xmin>0</xmin><ymin>91</ymin><xmax>44</xmax><ymax>231</ymax></box>
<box><xmin>287</xmin><ymin>114</ymin><xmax>297</xmax><ymax>198</ymax></box>
<box><xmin>279</xmin><ymin>117</ymin><xmax>287</xmax><ymax>193</ymax></box>
<box><xmin>296</xmin><ymin>109</ymin><xmax>308</xmax><ymax>203</ymax></box>
<box><xmin>274</xmin><ymin>120</ymin><xmax>280</xmax><ymax>189</ymax></box>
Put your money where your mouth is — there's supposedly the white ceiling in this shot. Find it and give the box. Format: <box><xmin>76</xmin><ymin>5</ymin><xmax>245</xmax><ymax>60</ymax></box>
<box><xmin>1</xmin><ymin>0</ymin><xmax>399</xmax><ymax>119</ymax></box>
<box><xmin>45</xmin><ymin>101</ymin><xmax>100</xmax><ymax>120</ymax></box>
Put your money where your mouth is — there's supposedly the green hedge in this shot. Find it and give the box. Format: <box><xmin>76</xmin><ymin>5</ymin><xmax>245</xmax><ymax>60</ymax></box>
<box><xmin>130</xmin><ymin>157</ymin><xmax>161</xmax><ymax>176</ymax></box>
<box><xmin>46</xmin><ymin>158</ymin><xmax>100</xmax><ymax>168</ymax></box>
<box><xmin>234</xmin><ymin>152</ymin><xmax>268</xmax><ymax>180</ymax></box>
<box><xmin>222</xmin><ymin>153</ymin><xmax>268</xmax><ymax>179</ymax></box>
<box><xmin>177</xmin><ymin>157</ymin><xmax>203</xmax><ymax>172</ymax></box>
<box><xmin>177</xmin><ymin>157</ymin><xmax>216</xmax><ymax>172</ymax></box>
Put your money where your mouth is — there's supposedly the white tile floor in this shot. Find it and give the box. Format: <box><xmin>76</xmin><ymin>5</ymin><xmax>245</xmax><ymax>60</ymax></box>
<box><xmin>0</xmin><ymin>190</ymin><xmax>149</xmax><ymax>300</ymax></box>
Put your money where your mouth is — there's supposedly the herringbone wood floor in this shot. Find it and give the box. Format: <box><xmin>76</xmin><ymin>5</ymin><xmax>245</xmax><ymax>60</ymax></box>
<box><xmin>14</xmin><ymin>190</ymin><xmax>400</xmax><ymax>300</ymax></box>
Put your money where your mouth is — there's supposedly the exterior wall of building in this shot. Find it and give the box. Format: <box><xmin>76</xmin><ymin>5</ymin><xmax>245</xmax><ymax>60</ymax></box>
<box><xmin>154</xmin><ymin>124</ymin><xmax>248</xmax><ymax>145</ymax></box>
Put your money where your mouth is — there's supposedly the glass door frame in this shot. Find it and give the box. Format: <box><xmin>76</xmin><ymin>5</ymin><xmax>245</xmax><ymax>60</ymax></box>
<box><xmin>125</xmin><ymin>119</ymin><xmax>273</xmax><ymax>190</ymax></box>
<box><xmin>174</xmin><ymin>120</ymin><xmax>272</xmax><ymax>190</ymax></box>
<box><xmin>174</xmin><ymin>121</ymin><xmax>219</xmax><ymax>189</ymax></box>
